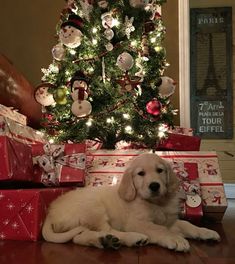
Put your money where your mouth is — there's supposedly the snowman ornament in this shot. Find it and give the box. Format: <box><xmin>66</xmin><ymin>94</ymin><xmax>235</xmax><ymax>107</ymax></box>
<box><xmin>70</xmin><ymin>72</ymin><xmax>92</xmax><ymax>118</ymax></box>
<box><xmin>59</xmin><ymin>14</ymin><xmax>84</xmax><ymax>49</ymax></box>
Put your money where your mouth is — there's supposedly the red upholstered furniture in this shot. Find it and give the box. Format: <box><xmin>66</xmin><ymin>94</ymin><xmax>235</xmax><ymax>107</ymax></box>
<box><xmin>0</xmin><ymin>53</ymin><xmax>42</xmax><ymax>128</ymax></box>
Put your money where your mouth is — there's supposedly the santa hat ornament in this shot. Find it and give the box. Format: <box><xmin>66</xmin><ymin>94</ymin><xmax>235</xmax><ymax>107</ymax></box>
<box><xmin>157</xmin><ymin>76</ymin><xmax>176</xmax><ymax>98</ymax></box>
<box><xmin>59</xmin><ymin>14</ymin><xmax>84</xmax><ymax>48</ymax></box>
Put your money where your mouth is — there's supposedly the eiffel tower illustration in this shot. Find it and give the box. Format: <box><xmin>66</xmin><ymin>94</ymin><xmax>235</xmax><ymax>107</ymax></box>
<box><xmin>198</xmin><ymin>33</ymin><xmax>225</xmax><ymax>96</ymax></box>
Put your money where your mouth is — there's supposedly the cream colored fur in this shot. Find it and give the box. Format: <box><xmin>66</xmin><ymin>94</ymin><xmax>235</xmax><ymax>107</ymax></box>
<box><xmin>42</xmin><ymin>153</ymin><xmax>220</xmax><ymax>251</ymax></box>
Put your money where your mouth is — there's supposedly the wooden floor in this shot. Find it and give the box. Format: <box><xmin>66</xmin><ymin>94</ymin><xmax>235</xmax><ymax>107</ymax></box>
<box><xmin>0</xmin><ymin>200</ymin><xmax>235</xmax><ymax>264</ymax></box>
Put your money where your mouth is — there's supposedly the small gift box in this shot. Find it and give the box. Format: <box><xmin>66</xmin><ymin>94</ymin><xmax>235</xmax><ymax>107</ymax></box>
<box><xmin>0</xmin><ymin>188</ymin><xmax>71</xmax><ymax>241</ymax></box>
<box><xmin>0</xmin><ymin>116</ymin><xmax>46</xmax><ymax>145</ymax></box>
<box><xmin>0</xmin><ymin>104</ymin><xmax>27</xmax><ymax>126</ymax></box>
<box><xmin>0</xmin><ymin>136</ymin><xmax>33</xmax><ymax>182</ymax></box>
<box><xmin>157</xmin><ymin>133</ymin><xmax>201</xmax><ymax>151</ymax></box>
<box><xmin>32</xmin><ymin>143</ymin><xmax>87</xmax><ymax>186</ymax></box>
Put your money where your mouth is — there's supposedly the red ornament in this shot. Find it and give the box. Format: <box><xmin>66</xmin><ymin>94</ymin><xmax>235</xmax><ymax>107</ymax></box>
<box><xmin>146</xmin><ymin>99</ymin><xmax>162</xmax><ymax>116</ymax></box>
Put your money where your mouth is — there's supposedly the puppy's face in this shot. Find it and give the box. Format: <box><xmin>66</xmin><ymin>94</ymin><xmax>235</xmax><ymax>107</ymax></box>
<box><xmin>118</xmin><ymin>153</ymin><xmax>179</xmax><ymax>203</ymax></box>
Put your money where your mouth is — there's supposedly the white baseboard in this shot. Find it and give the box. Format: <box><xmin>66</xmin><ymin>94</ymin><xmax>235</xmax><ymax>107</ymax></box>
<box><xmin>224</xmin><ymin>184</ymin><xmax>235</xmax><ymax>199</ymax></box>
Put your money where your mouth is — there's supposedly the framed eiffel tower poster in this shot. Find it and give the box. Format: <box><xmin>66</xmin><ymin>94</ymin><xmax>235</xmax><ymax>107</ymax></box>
<box><xmin>190</xmin><ymin>7</ymin><xmax>233</xmax><ymax>139</ymax></box>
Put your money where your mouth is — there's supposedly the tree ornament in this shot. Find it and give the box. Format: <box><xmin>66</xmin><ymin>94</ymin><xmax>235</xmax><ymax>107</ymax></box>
<box><xmin>54</xmin><ymin>86</ymin><xmax>68</xmax><ymax>105</ymax></box>
<box><xmin>52</xmin><ymin>43</ymin><xmax>66</xmax><ymax>61</ymax></box>
<box><xmin>141</xmin><ymin>34</ymin><xmax>149</xmax><ymax>60</ymax></box>
<box><xmin>34</xmin><ymin>83</ymin><xmax>55</xmax><ymax>106</ymax></box>
<box><xmin>146</xmin><ymin>99</ymin><xmax>162</xmax><ymax>116</ymax></box>
<box><xmin>129</xmin><ymin>0</ymin><xmax>149</xmax><ymax>8</ymax></box>
<box><xmin>157</xmin><ymin>76</ymin><xmax>176</xmax><ymax>98</ymax></box>
<box><xmin>104</xmin><ymin>28</ymin><xmax>114</xmax><ymax>40</ymax></box>
<box><xmin>70</xmin><ymin>71</ymin><xmax>92</xmax><ymax>117</ymax></box>
<box><xmin>144</xmin><ymin>20</ymin><xmax>155</xmax><ymax>33</ymax></box>
<box><xmin>59</xmin><ymin>14</ymin><xmax>83</xmax><ymax>48</ymax></box>
<box><xmin>79</xmin><ymin>0</ymin><xmax>94</xmax><ymax>21</ymax></box>
<box><xmin>116</xmin><ymin>73</ymin><xmax>141</xmax><ymax>94</ymax></box>
<box><xmin>71</xmin><ymin>100</ymin><xmax>92</xmax><ymax>117</ymax></box>
<box><xmin>98</xmin><ymin>0</ymin><xmax>109</xmax><ymax>9</ymax></box>
<box><xmin>117</xmin><ymin>52</ymin><xmax>134</xmax><ymax>71</ymax></box>
<box><xmin>101</xmin><ymin>12</ymin><xmax>114</xmax><ymax>29</ymax></box>
<box><xmin>124</xmin><ymin>16</ymin><xmax>135</xmax><ymax>39</ymax></box>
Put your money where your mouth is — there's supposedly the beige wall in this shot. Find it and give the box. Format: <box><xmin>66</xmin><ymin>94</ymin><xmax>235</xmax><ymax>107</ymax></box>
<box><xmin>162</xmin><ymin>0</ymin><xmax>180</xmax><ymax>125</ymax></box>
<box><xmin>190</xmin><ymin>0</ymin><xmax>235</xmax><ymax>183</ymax></box>
<box><xmin>0</xmin><ymin>0</ymin><xmax>65</xmax><ymax>86</ymax></box>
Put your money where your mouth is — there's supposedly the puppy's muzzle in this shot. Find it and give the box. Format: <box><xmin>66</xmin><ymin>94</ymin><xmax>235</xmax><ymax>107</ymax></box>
<box><xmin>149</xmin><ymin>182</ymin><xmax>160</xmax><ymax>195</ymax></box>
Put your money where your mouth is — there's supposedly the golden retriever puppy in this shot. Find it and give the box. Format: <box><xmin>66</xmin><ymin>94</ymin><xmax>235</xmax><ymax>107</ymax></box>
<box><xmin>42</xmin><ymin>153</ymin><xmax>220</xmax><ymax>251</ymax></box>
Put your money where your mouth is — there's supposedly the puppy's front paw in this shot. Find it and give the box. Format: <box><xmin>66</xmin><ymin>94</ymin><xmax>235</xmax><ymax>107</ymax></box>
<box><xmin>99</xmin><ymin>234</ymin><xmax>121</xmax><ymax>250</ymax></box>
<box><xmin>125</xmin><ymin>233</ymin><xmax>149</xmax><ymax>247</ymax></box>
<box><xmin>161</xmin><ymin>235</ymin><xmax>190</xmax><ymax>252</ymax></box>
<box><xmin>197</xmin><ymin>228</ymin><xmax>220</xmax><ymax>241</ymax></box>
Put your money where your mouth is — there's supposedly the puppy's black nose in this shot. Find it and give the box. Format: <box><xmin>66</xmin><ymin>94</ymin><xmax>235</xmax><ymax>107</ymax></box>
<box><xmin>149</xmin><ymin>182</ymin><xmax>160</xmax><ymax>192</ymax></box>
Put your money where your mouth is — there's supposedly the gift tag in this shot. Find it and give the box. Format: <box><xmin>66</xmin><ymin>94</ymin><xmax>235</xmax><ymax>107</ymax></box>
<box><xmin>186</xmin><ymin>194</ymin><xmax>201</xmax><ymax>208</ymax></box>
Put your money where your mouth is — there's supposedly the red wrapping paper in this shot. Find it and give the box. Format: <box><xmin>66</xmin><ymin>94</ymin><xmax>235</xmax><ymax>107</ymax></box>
<box><xmin>32</xmin><ymin>143</ymin><xmax>87</xmax><ymax>186</ymax></box>
<box><xmin>0</xmin><ymin>188</ymin><xmax>71</xmax><ymax>241</ymax></box>
<box><xmin>157</xmin><ymin>133</ymin><xmax>201</xmax><ymax>151</ymax></box>
<box><xmin>0</xmin><ymin>136</ymin><xmax>33</xmax><ymax>182</ymax></box>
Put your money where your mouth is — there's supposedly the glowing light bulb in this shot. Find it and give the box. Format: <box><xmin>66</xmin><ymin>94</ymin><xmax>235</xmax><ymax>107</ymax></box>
<box><xmin>92</xmin><ymin>27</ymin><xmax>98</xmax><ymax>33</ymax></box>
<box><xmin>86</xmin><ymin>119</ymin><xmax>93</xmax><ymax>127</ymax></box>
<box><xmin>112</xmin><ymin>18</ymin><xmax>120</xmax><ymax>27</ymax></box>
<box><xmin>69</xmin><ymin>49</ymin><xmax>76</xmax><ymax>55</ymax></box>
<box><xmin>92</xmin><ymin>39</ymin><xmax>98</xmax><ymax>45</ymax></box>
<box><xmin>131</xmin><ymin>40</ymin><xmax>137</xmax><ymax>47</ymax></box>
<box><xmin>49</xmin><ymin>138</ymin><xmax>55</xmax><ymax>144</ymax></box>
<box><xmin>123</xmin><ymin>113</ymin><xmax>130</xmax><ymax>119</ymax></box>
<box><xmin>125</xmin><ymin>125</ymin><xmax>133</xmax><ymax>134</ymax></box>
<box><xmin>106</xmin><ymin>117</ymin><xmax>115</xmax><ymax>124</ymax></box>
<box><xmin>150</xmin><ymin>37</ymin><xmax>156</xmax><ymax>43</ymax></box>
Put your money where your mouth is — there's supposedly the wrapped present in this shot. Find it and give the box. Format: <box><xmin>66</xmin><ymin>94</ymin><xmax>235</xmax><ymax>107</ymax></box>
<box><xmin>157</xmin><ymin>133</ymin><xmax>201</xmax><ymax>151</ymax></box>
<box><xmin>0</xmin><ymin>188</ymin><xmax>71</xmax><ymax>241</ymax></box>
<box><xmin>169</xmin><ymin>126</ymin><xmax>194</xmax><ymax>136</ymax></box>
<box><xmin>0</xmin><ymin>104</ymin><xmax>27</xmax><ymax>126</ymax></box>
<box><xmin>87</xmin><ymin>150</ymin><xmax>204</xmax><ymax>222</ymax></box>
<box><xmin>0</xmin><ymin>136</ymin><xmax>33</xmax><ymax>182</ymax></box>
<box><xmin>0</xmin><ymin>116</ymin><xmax>46</xmax><ymax>145</ymax></box>
<box><xmin>32</xmin><ymin>143</ymin><xmax>87</xmax><ymax>186</ymax></box>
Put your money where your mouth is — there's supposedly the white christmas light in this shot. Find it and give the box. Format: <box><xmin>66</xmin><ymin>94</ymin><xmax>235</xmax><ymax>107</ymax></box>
<box><xmin>92</xmin><ymin>39</ymin><xmax>98</xmax><ymax>45</ymax></box>
<box><xmin>86</xmin><ymin>119</ymin><xmax>93</xmax><ymax>127</ymax></box>
<box><xmin>123</xmin><ymin>113</ymin><xmax>130</xmax><ymax>119</ymax></box>
<box><xmin>69</xmin><ymin>49</ymin><xmax>76</xmax><ymax>55</ymax></box>
<box><xmin>154</xmin><ymin>46</ymin><xmax>162</xmax><ymax>52</ymax></box>
<box><xmin>158</xmin><ymin>131</ymin><xmax>165</xmax><ymax>138</ymax></box>
<box><xmin>125</xmin><ymin>125</ymin><xmax>133</xmax><ymax>133</ymax></box>
<box><xmin>130</xmin><ymin>40</ymin><xmax>137</xmax><ymax>47</ymax></box>
<box><xmin>112</xmin><ymin>18</ymin><xmax>120</xmax><ymax>27</ymax></box>
<box><xmin>150</xmin><ymin>37</ymin><xmax>156</xmax><ymax>43</ymax></box>
<box><xmin>106</xmin><ymin>117</ymin><xmax>115</xmax><ymax>124</ymax></box>
<box><xmin>49</xmin><ymin>138</ymin><xmax>55</xmax><ymax>144</ymax></box>
<box><xmin>92</xmin><ymin>27</ymin><xmax>98</xmax><ymax>34</ymax></box>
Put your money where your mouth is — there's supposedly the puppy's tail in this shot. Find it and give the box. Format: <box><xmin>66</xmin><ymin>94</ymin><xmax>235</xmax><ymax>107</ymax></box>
<box><xmin>42</xmin><ymin>217</ymin><xmax>84</xmax><ymax>243</ymax></box>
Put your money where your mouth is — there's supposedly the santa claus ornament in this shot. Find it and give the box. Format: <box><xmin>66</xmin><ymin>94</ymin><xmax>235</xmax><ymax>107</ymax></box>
<box><xmin>34</xmin><ymin>83</ymin><xmax>55</xmax><ymax>106</ymax></box>
<box><xmin>59</xmin><ymin>14</ymin><xmax>83</xmax><ymax>48</ymax></box>
<box><xmin>157</xmin><ymin>76</ymin><xmax>176</xmax><ymax>98</ymax></box>
<box><xmin>70</xmin><ymin>71</ymin><xmax>92</xmax><ymax>117</ymax></box>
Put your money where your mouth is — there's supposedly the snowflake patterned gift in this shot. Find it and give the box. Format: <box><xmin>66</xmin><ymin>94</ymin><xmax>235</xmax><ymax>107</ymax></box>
<box><xmin>0</xmin><ymin>136</ymin><xmax>33</xmax><ymax>182</ymax></box>
<box><xmin>0</xmin><ymin>188</ymin><xmax>71</xmax><ymax>241</ymax></box>
<box><xmin>32</xmin><ymin>143</ymin><xmax>87</xmax><ymax>186</ymax></box>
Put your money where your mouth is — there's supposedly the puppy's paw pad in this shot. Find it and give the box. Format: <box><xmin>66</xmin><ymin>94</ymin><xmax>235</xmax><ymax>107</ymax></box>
<box><xmin>136</xmin><ymin>238</ymin><xmax>149</xmax><ymax>246</ymax></box>
<box><xmin>99</xmin><ymin>234</ymin><xmax>121</xmax><ymax>250</ymax></box>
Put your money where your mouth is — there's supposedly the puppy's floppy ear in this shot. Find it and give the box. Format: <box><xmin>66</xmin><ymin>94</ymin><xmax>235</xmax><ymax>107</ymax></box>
<box><xmin>165</xmin><ymin>161</ymin><xmax>179</xmax><ymax>195</ymax></box>
<box><xmin>118</xmin><ymin>167</ymin><xmax>136</xmax><ymax>202</ymax></box>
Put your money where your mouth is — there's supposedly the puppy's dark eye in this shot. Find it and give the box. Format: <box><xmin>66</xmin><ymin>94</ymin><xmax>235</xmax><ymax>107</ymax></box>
<box><xmin>156</xmin><ymin>168</ymin><xmax>164</xmax><ymax>173</ymax></box>
<box><xmin>137</xmin><ymin>171</ymin><xmax>145</xmax><ymax>176</ymax></box>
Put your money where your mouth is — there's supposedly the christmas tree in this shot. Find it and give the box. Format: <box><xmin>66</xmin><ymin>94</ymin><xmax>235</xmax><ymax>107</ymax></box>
<box><xmin>35</xmin><ymin>0</ymin><xmax>177</xmax><ymax>149</ymax></box>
